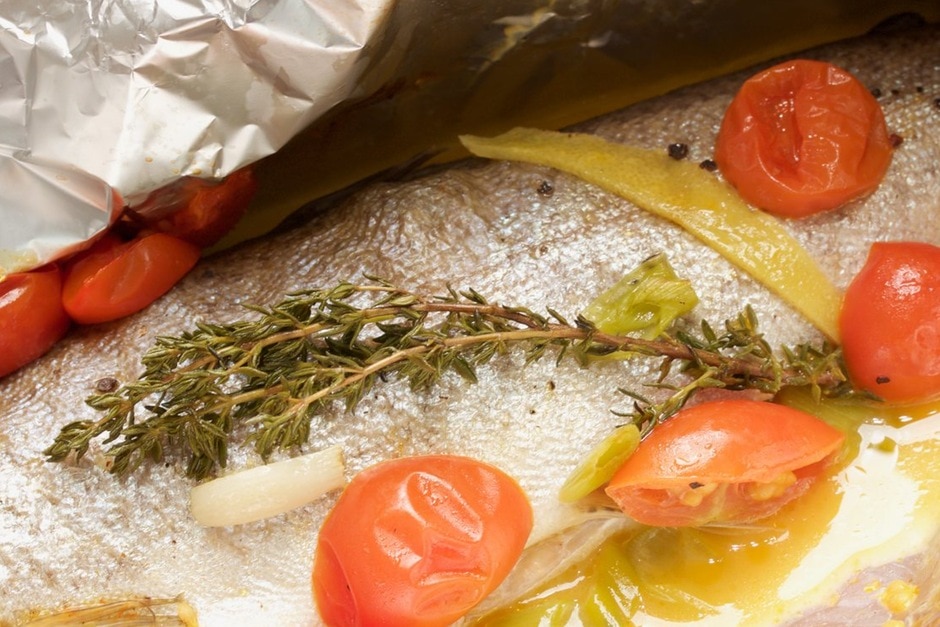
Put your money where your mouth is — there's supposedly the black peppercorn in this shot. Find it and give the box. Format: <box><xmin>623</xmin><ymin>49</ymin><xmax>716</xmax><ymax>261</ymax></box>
<box><xmin>667</xmin><ymin>143</ymin><xmax>689</xmax><ymax>160</ymax></box>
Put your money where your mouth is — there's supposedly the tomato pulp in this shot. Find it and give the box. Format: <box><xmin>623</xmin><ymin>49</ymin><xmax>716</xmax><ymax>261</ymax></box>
<box><xmin>605</xmin><ymin>400</ymin><xmax>845</xmax><ymax>527</ymax></box>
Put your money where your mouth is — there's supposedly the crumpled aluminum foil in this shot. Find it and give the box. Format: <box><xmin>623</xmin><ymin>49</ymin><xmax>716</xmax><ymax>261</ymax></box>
<box><xmin>1</xmin><ymin>0</ymin><xmax>934</xmax><ymax>276</ymax></box>
<box><xmin>0</xmin><ymin>0</ymin><xmax>388</xmax><ymax>274</ymax></box>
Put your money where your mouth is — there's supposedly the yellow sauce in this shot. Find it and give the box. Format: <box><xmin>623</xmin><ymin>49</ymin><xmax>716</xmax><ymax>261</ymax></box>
<box><xmin>477</xmin><ymin>407</ymin><xmax>940</xmax><ymax>625</ymax></box>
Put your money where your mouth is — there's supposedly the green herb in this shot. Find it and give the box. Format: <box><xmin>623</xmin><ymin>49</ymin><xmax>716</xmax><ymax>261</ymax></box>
<box><xmin>44</xmin><ymin>277</ymin><xmax>853</xmax><ymax>480</ymax></box>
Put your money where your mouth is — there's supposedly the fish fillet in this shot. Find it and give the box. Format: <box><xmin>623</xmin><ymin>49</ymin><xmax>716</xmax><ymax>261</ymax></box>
<box><xmin>1</xmin><ymin>23</ymin><xmax>939</xmax><ymax>626</ymax></box>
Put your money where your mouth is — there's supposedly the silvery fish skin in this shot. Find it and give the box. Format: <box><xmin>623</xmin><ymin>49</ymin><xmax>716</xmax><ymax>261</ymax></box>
<box><xmin>1</xmin><ymin>24</ymin><xmax>939</xmax><ymax>626</ymax></box>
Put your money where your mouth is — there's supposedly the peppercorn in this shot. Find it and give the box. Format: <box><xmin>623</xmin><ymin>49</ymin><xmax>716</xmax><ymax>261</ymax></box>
<box><xmin>667</xmin><ymin>143</ymin><xmax>689</xmax><ymax>160</ymax></box>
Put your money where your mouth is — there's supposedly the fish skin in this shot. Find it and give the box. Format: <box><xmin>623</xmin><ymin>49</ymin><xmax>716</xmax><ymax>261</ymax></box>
<box><xmin>1</xmin><ymin>24</ymin><xmax>939</xmax><ymax>626</ymax></box>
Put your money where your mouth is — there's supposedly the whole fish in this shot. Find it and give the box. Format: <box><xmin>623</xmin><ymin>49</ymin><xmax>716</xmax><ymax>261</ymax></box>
<box><xmin>2</xmin><ymin>23</ymin><xmax>939</xmax><ymax>626</ymax></box>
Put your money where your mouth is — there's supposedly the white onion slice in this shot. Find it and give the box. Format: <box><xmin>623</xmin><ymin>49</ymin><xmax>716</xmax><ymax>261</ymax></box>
<box><xmin>190</xmin><ymin>446</ymin><xmax>346</xmax><ymax>527</ymax></box>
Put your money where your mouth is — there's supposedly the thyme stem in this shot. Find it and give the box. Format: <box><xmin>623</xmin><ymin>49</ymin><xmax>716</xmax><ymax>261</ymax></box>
<box><xmin>43</xmin><ymin>279</ymin><xmax>852</xmax><ymax>479</ymax></box>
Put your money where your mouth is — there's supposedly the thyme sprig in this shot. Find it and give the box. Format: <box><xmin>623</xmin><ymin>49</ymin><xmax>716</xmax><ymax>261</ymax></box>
<box><xmin>44</xmin><ymin>279</ymin><xmax>852</xmax><ymax>479</ymax></box>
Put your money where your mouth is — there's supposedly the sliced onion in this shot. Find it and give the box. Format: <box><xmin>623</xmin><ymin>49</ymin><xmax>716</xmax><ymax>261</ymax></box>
<box><xmin>190</xmin><ymin>446</ymin><xmax>345</xmax><ymax>527</ymax></box>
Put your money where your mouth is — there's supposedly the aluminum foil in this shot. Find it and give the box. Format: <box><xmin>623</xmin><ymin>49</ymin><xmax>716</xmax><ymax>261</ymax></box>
<box><xmin>0</xmin><ymin>0</ymin><xmax>390</xmax><ymax>274</ymax></box>
<box><xmin>1</xmin><ymin>0</ymin><xmax>937</xmax><ymax>275</ymax></box>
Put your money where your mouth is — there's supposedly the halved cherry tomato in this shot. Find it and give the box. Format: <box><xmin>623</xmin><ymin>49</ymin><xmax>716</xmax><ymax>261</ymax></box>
<box><xmin>605</xmin><ymin>400</ymin><xmax>844</xmax><ymax>527</ymax></box>
<box><xmin>62</xmin><ymin>232</ymin><xmax>200</xmax><ymax>324</ymax></box>
<box><xmin>0</xmin><ymin>266</ymin><xmax>71</xmax><ymax>378</ymax></box>
<box><xmin>715</xmin><ymin>59</ymin><xmax>893</xmax><ymax>218</ymax></box>
<box><xmin>840</xmin><ymin>241</ymin><xmax>940</xmax><ymax>404</ymax></box>
<box><xmin>150</xmin><ymin>168</ymin><xmax>258</xmax><ymax>248</ymax></box>
<box><xmin>313</xmin><ymin>455</ymin><xmax>533</xmax><ymax>627</ymax></box>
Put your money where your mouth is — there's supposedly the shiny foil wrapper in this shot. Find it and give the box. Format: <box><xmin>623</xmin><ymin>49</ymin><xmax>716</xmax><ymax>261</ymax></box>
<box><xmin>0</xmin><ymin>0</ymin><xmax>935</xmax><ymax>274</ymax></box>
<box><xmin>0</xmin><ymin>0</ymin><xmax>386</xmax><ymax>274</ymax></box>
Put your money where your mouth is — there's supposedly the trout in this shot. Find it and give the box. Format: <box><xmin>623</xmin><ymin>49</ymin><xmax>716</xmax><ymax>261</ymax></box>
<box><xmin>1</xmin><ymin>22</ymin><xmax>939</xmax><ymax>626</ymax></box>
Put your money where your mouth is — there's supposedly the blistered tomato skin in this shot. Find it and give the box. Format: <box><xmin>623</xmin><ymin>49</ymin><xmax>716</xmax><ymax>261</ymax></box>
<box><xmin>313</xmin><ymin>455</ymin><xmax>533</xmax><ymax>627</ymax></box>
<box><xmin>62</xmin><ymin>232</ymin><xmax>200</xmax><ymax>325</ymax></box>
<box><xmin>840</xmin><ymin>241</ymin><xmax>940</xmax><ymax>404</ymax></box>
<box><xmin>715</xmin><ymin>59</ymin><xmax>893</xmax><ymax>218</ymax></box>
<box><xmin>605</xmin><ymin>400</ymin><xmax>844</xmax><ymax>527</ymax></box>
<box><xmin>0</xmin><ymin>266</ymin><xmax>71</xmax><ymax>378</ymax></box>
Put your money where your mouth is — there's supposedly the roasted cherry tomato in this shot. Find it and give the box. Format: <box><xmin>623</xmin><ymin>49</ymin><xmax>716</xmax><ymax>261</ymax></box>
<box><xmin>151</xmin><ymin>168</ymin><xmax>258</xmax><ymax>248</ymax></box>
<box><xmin>840</xmin><ymin>241</ymin><xmax>940</xmax><ymax>404</ymax></box>
<box><xmin>715</xmin><ymin>59</ymin><xmax>893</xmax><ymax>218</ymax></box>
<box><xmin>605</xmin><ymin>400</ymin><xmax>844</xmax><ymax>527</ymax></box>
<box><xmin>62</xmin><ymin>232</ymin><xmax>200</xmax><ymax>325</ymax></box>
<box><xmin>313</xmin><ymin>455</ymin><xmax>533</xmax><ymax>627</ymax></box>
<box><xmin>0</xmin><ymin>266</ymin><xmax>71</xmax><ymax>377</ymax></box>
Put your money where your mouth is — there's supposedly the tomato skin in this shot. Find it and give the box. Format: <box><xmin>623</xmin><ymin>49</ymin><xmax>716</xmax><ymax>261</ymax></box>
<box><xmin>605</xmin><ymin>400</ymin><xmax>844</xmax><ymax>527</ymax></box>
<box><xmin>152</xmin><ymin>168</ymin><xmax>258</xmax><ymax>248</ymax></box>
<box><xmin>313</xmin><ymin>455</ymin><xmax>533</xmax><ymax>627</ymax></box>
<box><xmin>840</xmin><ymin>241</ymin><xmax>940</xmax><ymax>404</ymax></box>
<box><xmin>0</xmin><ymin>266</ymin><xmax>71</xmax><ymax>377</ymax></box>
<box><xmin>62</xmin><ymin>232</ymin><xmax>200</xmax><ymax>325</ymax></box>
<box><xmin>715</xmin><ymin>59</ymin><xmax>892</xmax><ymax>218</ymax></box>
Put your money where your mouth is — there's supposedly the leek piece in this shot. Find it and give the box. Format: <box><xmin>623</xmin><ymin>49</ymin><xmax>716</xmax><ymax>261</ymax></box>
<box><xmin>583</xmin><ymin>253</ymin><xmax>698</xmax><ymax>339</ymax></box>
<box><xmin>475</xmin><ymin>595</ymin><xmax>576</xmax><ymax>627</ymax></box>
<box><xmin>190</xmin><ymin>445</ymin><xmax>345</xmax><ymax>526</ymax></box>
<box><xmin>461</xmin><ymin>128</ymin><xmax>842</xmax><ymax>341</ymax></box>
<box><xmin>474</xmin><ymin>532</ymin><xmax>642</xmax><ymax>626</ymax></box>
<box><xmin>559</xmin><ymin>424</ymin><xmax>640</xmax><ymax>503</ymax></box>
<box><xmin>579</xmin><ymin>540</ymin><xmax>642</xmax><ymax>625</ymax></box>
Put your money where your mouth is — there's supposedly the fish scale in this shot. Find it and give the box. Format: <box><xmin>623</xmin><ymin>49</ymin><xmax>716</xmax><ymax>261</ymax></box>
<box><xmin>1</xmin><ymin>23</ymin><xmax>940</xmax><ymax>626</ymax></box>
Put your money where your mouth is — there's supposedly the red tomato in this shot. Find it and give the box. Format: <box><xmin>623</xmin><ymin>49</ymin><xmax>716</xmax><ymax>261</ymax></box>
<box><xmin>313</xmin><ymin>455</ymin><xmax>533</xmax><ymax>627</ymax></box>
<box><xmin>62</xmin><ymin>232</ymin><xmax>200</xmax><ymax>324</ymax></box>
<box><xmin>605</xmin><ymin>400</ymin><xmax>844</xmax><ymax>527</ymax></box>
<box><xmin>0</xmin><ymin>266</ymin><xmax>71</xmax><ymax>378</ymax></box>
<box><xmin>840</xmin><ymin>241</ymin><xmax>940</xmax><ymax>404</ymax></box>
<box><xmin>152</xmin><ymin>168</ymin><xmax>258</xmax><ymax>248</ymax></box>
<box><xmin>714</xmin><ymin>59</ymin><xmax>893</xmax><ymax>218</ymax></box>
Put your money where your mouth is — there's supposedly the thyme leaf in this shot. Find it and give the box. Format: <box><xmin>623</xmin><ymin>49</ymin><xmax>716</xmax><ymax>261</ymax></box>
<box><xmin>44</xmin><ymin>279</ymin><xmax>853</xmax><ymax>479</ymax></box>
